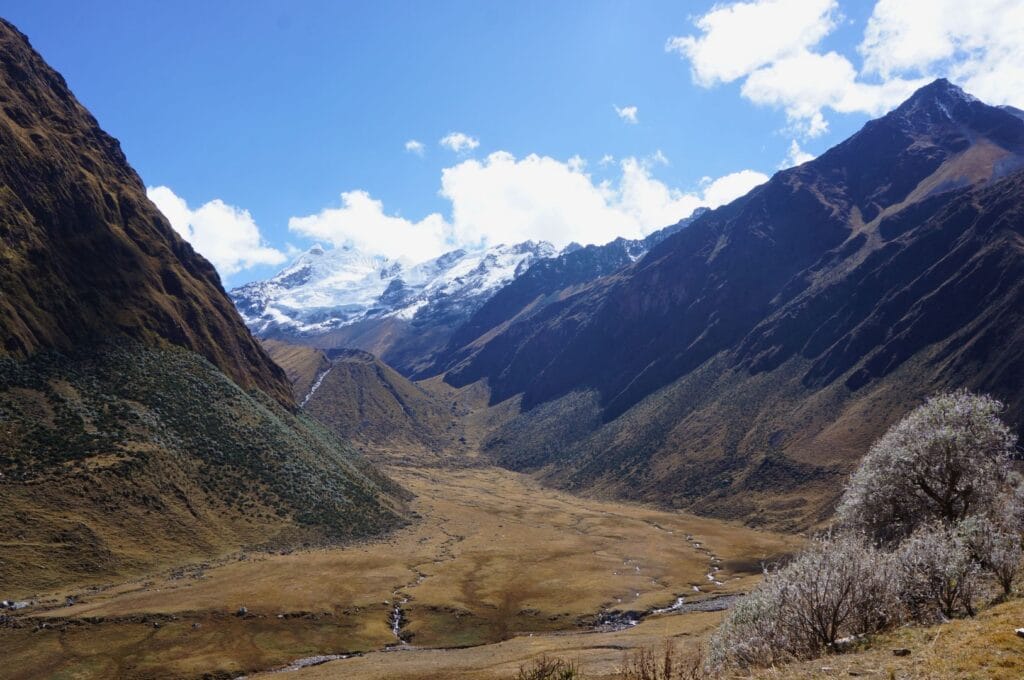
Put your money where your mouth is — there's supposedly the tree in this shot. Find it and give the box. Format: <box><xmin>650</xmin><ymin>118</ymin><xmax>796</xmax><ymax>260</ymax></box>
<box><xmin>837</xmin><ymin>391</ymin><xmax>1016</xmax><ymax>542</ymax></box>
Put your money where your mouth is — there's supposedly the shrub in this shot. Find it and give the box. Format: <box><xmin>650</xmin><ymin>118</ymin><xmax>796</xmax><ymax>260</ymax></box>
<box><xmin>516</xmin><ymin>656</ymin><xmax>584</xmax><ymax>680</ymax></box>
<box><xmin>619</xmin><ymin>641</ymin><xmax>705</xmax><ymax>680</ymax></box>
<box><xmin>707</xmin><ymin>533</ymin><xmax>899</xmax><ymax>669</ymax></box>
<box><xmin>896</xmin><ymin>522</ymin><xmax>979</xmax><ymax>620</ymax></box>
<box><xmin>706</xmin><ymin>573</ymin><xmax>790</xmax><ymax>669</ymax></box>
<box><xmin>837</xmin><ymin>391</ymin><xmax>1016</xmax><ymax>543</ymax></box>
<box><xmin>959</xmin><ymin>491</ymin><xmax>1023</xmax><ymax>596</ymax></box>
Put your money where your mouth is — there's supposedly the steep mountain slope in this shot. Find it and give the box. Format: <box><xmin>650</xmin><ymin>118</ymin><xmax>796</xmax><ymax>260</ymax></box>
<box><xmin>0</xmin><ymin>20</ymin><xmax>291</xmax><ymax>407</ymax></box>
<box><xmin>431</xmin><ymin>209</ymin><xmax>708</xmax><ymax>377</ymax></box>
<box><xmin>445</xmin><ymin>80</ymin><xmax>1024</xmax><ymax>527</ymax></box>
<box><xmin>231</xmin><ymin>241</ymin><xmax>556</xmax><ymax>375</ymax></box>
<box><xmin>0</xmin><ymin>20</ymin><xmax>408</xmax><ymax>593</ymax></box>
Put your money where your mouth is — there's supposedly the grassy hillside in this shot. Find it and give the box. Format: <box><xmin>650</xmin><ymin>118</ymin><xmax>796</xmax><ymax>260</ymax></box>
<box><xmin>261</xmin><ymin>338</ymin><xmax>332</xmax><ymax>401</ymax></box>
<box><xmin>266</xmin><ymin>343</ymin><xmax>468</xmax><ymax>464</ymax></box>
<box><xmin>0</xmin><ymin>341</ymin><xmax>409</xmax><ymax>595</ymax></box>
<box><xmin>0</xmin><ymin>19</ymin><xmax>292</xmax><ymax>406</ymax></box>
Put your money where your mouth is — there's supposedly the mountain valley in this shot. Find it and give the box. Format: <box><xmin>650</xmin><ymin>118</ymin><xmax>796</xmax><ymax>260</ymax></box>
<box><xmin>1</xmin><ymin>7</ymin><xmax>1023</xmax><ymax>679</ymax></box>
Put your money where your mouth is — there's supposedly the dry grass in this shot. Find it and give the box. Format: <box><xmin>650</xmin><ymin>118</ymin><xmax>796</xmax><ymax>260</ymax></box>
<box><xmin>261</xmin><ymin>338</ymin><xmax>331</xmax><ymax>400</ymax></box>
<box><xmin>270</xmin><ymin>611</ymin><xmax>726</xmax><ymax>680</ymax></box>
<box><xmin>1</xmin><ymin>466</ymin><xmax>797</xmax><ymax>679</ymax></box>
<box><xmin>742</xmin><ymin>596</ymin><xmax>1024</xmax><ymax>679</ymax></box>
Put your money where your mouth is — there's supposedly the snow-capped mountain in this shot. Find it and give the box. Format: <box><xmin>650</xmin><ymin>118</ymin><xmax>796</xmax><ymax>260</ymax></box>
<box><xmin>230</xmin><ymin>240</ymin><xmax>558</xmax><ymax>336</ymax></box>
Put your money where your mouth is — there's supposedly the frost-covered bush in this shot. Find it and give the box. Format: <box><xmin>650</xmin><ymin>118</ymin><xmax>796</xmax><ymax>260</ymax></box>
<box><xmin>896</xmin><ymin>523</ymin><xmax>979</xmax><ymax>620</ymax></box>
<box><xmin>960</xmin><ymin>514</ymin><xmax>1021</xmax><ymax>596</ymax></box>
<box><xmin>837</xmin><ymin>391</ymin><xmax>1016</xmax><ymax>542</ymax></box>
<box><xmin>706</xmin><ymin>534</ymin><xmax>899</xmax><ymax>669</ymax></box>
<box><xmin>959</xmin><ymin>487</ymin><xmax>1024</xmax><ymax>596</ymax></box>
<box><xmin>706</xmin><ymin>391</ymin><xmax>1021</xmax><ymax>671</ymax></box>
<box><xmin>706</xmin><ymin>575</ymin><xmax>790</xmax><ymax>669</ymax></box>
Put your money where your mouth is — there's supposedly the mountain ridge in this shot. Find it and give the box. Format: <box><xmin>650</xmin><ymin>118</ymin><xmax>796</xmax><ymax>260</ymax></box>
<box><xmin>0</xmin><ymin>19</ymin><xmax>292</xmax><ymax>407</ymax></box>
<box><xmin>440</xmin><ymin>79</ymin><xmax>1024</xmax><ymax>527</ymax></box>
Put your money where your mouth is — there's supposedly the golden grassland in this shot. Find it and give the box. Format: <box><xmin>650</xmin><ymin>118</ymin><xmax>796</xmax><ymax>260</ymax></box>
<box><xmin>1</xmin><ymin>466</ymin><xmax>799</xmax><ymax>679</ymax></box>
<box><xmin>278</xmin><ymin>609</ymin><xmax>725</xmax><ymax>680</ymax></box>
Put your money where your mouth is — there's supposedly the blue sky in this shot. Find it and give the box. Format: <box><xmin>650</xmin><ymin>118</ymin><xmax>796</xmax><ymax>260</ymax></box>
<box><xmin>4</xmin><ymin>1</ymin><xmax>1022</xmax><ymax>285</ymax></box>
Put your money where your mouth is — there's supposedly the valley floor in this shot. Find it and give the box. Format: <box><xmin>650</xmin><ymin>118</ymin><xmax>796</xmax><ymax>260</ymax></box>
<box><xmin>2</xmin><ymin>466</ymin><xmax>797</xmax><ymax>679</ymax></box>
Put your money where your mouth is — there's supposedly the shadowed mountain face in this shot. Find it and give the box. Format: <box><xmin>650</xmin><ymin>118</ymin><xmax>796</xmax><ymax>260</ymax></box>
<box><xmin>427</xmin><ymin>210</ymin><xmax>708</xmax><ymax>379</ymax></box>
<box><xmin>0</xmin><ymin>20</ymin><xmax>292</xmax><ymax>407</ymax></box>
<box><xmin>437</xmin><ymin>80</ymin><xmax>1024</xmax><ymax>526</ymax></box>
<box><xmin>0</xmin><ymin>20</ymin><xmax>408</xmax><ymax>593</ymax></box>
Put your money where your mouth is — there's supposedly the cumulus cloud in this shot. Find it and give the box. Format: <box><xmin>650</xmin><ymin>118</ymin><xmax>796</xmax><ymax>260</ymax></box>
<box><xmin>289</xmin><ymin>153</ymin><xmax>768</xmax><ymax>262</ymax></box>
<box><xmin>664</xmin><ymin>0</ymin><xmax>999</xmax><ymax>136</ymax></box>
<box><xmin>666</xmin><ymin>0</ymin><xmax>839</xmax><ymax>86</ymax></box>
<box><xmin>614</xmin><ymin>105</ymin><xmax>639</xmax><ymax>123</ymax></box>
<box><xmin>439</xmin><ymin>131</ymin><xmax>480</xmax><ymax>153</ymax></box>
<box><xmin>781</xmin><ymin>139</ymin><xmax>816</xmax><ymax>168</ymax></box>
<box><xmin>288</xmin><ymin>191</ymin><xmax>450</xmax><ymax>261</ymax></box>
<box><xmin>404</xmin><ymin>139</ymin><xmax>425</xmax><ymax>155</ymax></box>
<box><xmin>859</xmin><ymin>0</ymin><xmax>1024</xmax><ymax>107</ymax></box>
<box><xmin>147</xmin><ymin>186</ymin><xmax>285</xmax><ymax>278</ymax></box>
<box><xmin>698</xmin><ymin>170</ymin><xmax>770</xmax><ymax>206</ymax></box>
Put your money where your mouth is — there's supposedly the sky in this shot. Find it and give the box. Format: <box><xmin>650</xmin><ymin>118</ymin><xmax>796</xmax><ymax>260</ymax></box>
<box><xmin>4</xmin><ymin>0</ymin><xmax>1023</xmax><ymax>286</ymax></box>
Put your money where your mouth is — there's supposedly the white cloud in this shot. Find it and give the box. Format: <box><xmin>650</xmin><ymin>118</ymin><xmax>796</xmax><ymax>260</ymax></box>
<box><xmin>440</xmin><ymin>153</ymin><xmax>766</xmax><ymax>248</ymax></box>
<box><xmin>614</xmin><ymin>105</ymin><xmax>639</xmax><ymax>123</ymax></box>
<box><xmin>567</xmin><ymin>154</ymin><xmax>586</xmax><ymax>172</ymax></box>
<box><xmin>288</xmin><ymin>191</ymin><xmax>450</xmax><ymax>261</ymax></box>
<box><xmin>599</xmin><ymin>154</ymin><xmax>616</xmax><ymax>166</ymax></box>
<box><xmin>439</xmin><ymin>131</ymin><xmax>480</xmax><ymax>153</ymax></box>
<box><xmin>404</xmin><ymin>139</ymin><xmax>425</xmax><ymax>155</ymax></box>
<box><xmin>665</xmin><ymin>0</ymin><xmax>985</xmax><ymax>136</ymax></box>
<box><xmin>698</xmin><ymin>170</ymin><xmax>770</xmax><ymax>207</ymax></box>
<box><xmin>859</xmin><ymin>0</ymin><xmax>1024</xmax><ymax>108</ymax></box>
<box><xmin>146</xmin><ymin>186</ymin><xmax>285</xmax><ymax>278</ymax></box>
<box><xmin>288</xmin><ymin>153</ymin><xmax>768</xmax><ymax>262</ymax></box>
<box><xmin>666</xmin><ymin>0</ymin><xmax>839</xmax><ymax>86</ymax></box>
<box><xmin>739</xmin><ymin>49</ymin><xmax>921</xmax><ymax>136</ymax></box>
<box><xmin>781</xmin><ymin>139</ymin><xmax>815</xmax><ymax>168</ymax></box>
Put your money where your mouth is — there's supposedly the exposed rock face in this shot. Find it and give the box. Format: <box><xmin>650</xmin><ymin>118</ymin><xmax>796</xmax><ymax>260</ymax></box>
<box><xmin>0</xmin><ymin>19</ymin><xmax>291</xmax><ymax>406</ymax></box>
<box><xmin>438</xmin><ymin>80</ymin><xmax>1024</xmax><ymax>527</ymax></box>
